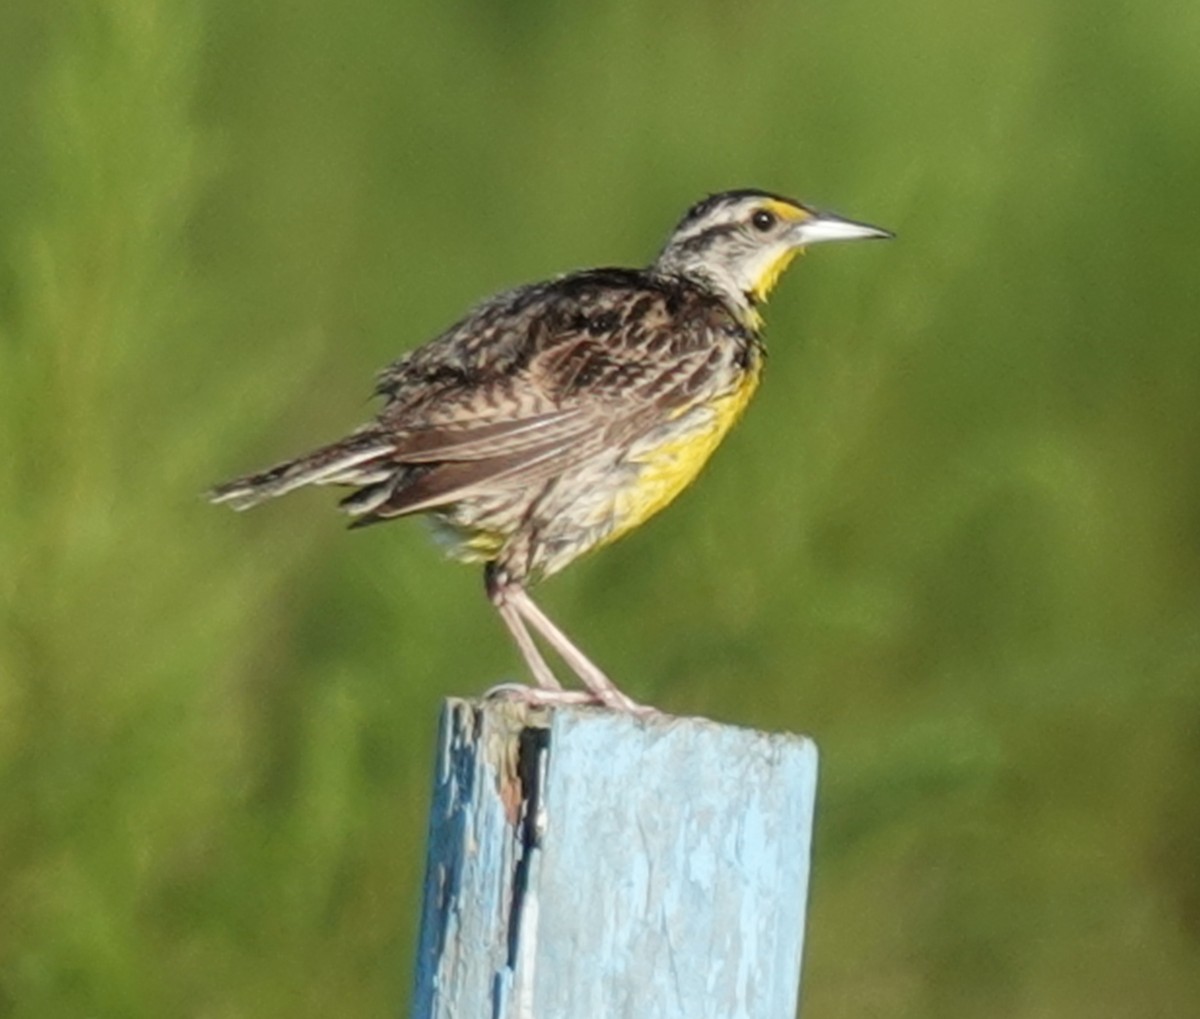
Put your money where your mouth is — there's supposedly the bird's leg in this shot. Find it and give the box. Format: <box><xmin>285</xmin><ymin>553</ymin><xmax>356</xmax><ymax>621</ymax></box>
<box><xmin>496</xmin><ymin>597</ymin><xmax>563</xmax><ymax>692</ymax></box>
<box><xmin>485</xmin><ymin>565</ymin><xmax>564</xmax><ymax>692</ymax></box>
<box><xmin>485</xmin><ymin>566</ymin><xmax>607</xmax><ymax>707</ymax></box>
<box><xmin>505</xmin><ymin>586</ymin><xmax>646</xmax><ymax>714</ymax></box>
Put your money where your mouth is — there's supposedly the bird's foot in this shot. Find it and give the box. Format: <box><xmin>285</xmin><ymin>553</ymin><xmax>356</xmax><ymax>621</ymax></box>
<box><xmin>483</xmin><ymin>682</ymin><xmax>601</xmax><ymax>707</ymax></box>
<box><xmin>482</xmin><ymin>682</ymin><xmax>657</xmax><ymax>715</ymax></box>
<box><xmin>594</xmin><ymin>687</ymin><xmax>657</xmax><ymax>716</ymax></box>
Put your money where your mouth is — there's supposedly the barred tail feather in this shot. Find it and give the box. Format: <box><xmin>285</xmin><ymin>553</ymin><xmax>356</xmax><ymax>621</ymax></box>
<box><xmin>208</xmin><ymin>434</ymin><xmax>394</xmax><ymax>511</ymax></box>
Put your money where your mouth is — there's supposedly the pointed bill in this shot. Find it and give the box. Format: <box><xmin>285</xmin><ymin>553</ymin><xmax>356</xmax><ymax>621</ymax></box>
<box><xmin>791</xmin><ymin>212</ymin><xmax>893</xmax><ymax>247</ymax></box>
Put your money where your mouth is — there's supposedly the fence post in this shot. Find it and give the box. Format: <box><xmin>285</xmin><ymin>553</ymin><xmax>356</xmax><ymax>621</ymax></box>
<box><xmin>412</xmin><ymin>698</ymin><xmax>819</xmax><ymax>1018</ymax></box>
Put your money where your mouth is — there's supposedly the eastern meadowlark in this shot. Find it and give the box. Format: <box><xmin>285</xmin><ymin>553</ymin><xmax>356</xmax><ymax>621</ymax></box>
<box><xmin>210</xmin><ymin>189</ymin><xmax>891</xmax><ymax>711</ymax></box>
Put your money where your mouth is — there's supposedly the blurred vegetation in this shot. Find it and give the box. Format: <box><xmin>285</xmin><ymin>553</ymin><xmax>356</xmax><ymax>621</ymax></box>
<box><xmin>2</xmin><ymin>0</ymin><xmax>1199</xmax><ymax>1015</ymax></box>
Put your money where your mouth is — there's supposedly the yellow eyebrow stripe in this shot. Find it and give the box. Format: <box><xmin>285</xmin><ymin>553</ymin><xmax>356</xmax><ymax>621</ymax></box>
<box><xmin>762</xmin><ymin>198</ymin><xmax>810</xmax><ymax>222</ymax></box>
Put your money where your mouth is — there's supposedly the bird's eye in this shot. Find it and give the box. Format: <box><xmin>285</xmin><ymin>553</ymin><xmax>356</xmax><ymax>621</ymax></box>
<box><xmin>751</xmin><ymin>209</ymin><xmax>776</xmax><ymax>232</ymax></box>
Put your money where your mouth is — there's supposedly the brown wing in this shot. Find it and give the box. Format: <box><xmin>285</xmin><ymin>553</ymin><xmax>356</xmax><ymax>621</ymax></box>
<box><xmin>346</xmin><ymin>269</ymin><xmax>750</xmax><ymax>522</ymax></box>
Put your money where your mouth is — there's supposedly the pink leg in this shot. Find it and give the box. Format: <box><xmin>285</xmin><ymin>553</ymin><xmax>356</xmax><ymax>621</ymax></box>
<box><xmin>486</xmin><ymin>566</ymin><xmax>605</xmax><ymax>707</ymax></box>
<box><xmin>505</xmin><ymin>586</ymin><xmax>645</xmax><ymax>713</ymax></box>
<box><xmin>493</xmin><ymin>597</ymin><xmax>563</xmax><ymax>691</ymax></box>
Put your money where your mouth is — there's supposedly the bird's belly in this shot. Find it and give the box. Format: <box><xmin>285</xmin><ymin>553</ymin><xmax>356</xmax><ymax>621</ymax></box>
<box><xmin>428</xmin><ymin>359</ymin><xmax>762</xmax><ymax>579</ymax></box>
<box><xmin>606</xmin><ymin>365</ymin><xmax>762</xmax><ymax>545</ymax></box>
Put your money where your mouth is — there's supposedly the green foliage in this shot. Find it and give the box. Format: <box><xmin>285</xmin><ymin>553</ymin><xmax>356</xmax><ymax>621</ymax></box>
<box><xmin>2</xmin><ymin>0</ymin><xmax>1199</xmax><ymax>1015</ymax></box>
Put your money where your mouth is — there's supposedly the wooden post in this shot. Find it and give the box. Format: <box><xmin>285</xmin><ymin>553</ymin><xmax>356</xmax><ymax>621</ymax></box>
<box><xmin>412</xmin><ymin>699</ymin><xmax>819</xmax><ymax>1019</ymax></box>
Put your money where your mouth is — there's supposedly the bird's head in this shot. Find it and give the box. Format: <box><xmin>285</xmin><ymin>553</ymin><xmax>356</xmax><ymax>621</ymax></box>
<box><xmin>653</xmin><ymin>189</ymin><xmax>891</xmax><ymax>327</ymax></box>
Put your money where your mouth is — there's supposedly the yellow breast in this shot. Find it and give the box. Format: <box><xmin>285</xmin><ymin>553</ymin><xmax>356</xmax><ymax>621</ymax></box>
<box><xmin>606</xmin><ymin>360</ymin><xmax>763</xmax><ymax>545</ymax></box>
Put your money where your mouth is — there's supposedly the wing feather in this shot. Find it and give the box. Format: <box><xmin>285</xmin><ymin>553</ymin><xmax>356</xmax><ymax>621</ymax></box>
<box><xmin>383</xmin><ymin>407</ymin><xmax>590</xmax><ymax>462</ymax></box>
<box><xmin>215</xmin><ymin>267</ymin><xmax>754</xmax><ymax>528</ymax></box>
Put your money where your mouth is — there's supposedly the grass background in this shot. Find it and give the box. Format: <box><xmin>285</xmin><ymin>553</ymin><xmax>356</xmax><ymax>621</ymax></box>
<box><xmin>2</xmin><ymin>0</ymin><xmax>1199</xmax><ymax>1015</ymax></box>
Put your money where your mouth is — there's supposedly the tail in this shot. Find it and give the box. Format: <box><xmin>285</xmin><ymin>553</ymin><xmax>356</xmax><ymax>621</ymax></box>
<box><xmin>208</xmin><ymin>432</ymin><xmax>395</xmax><ymax>511</ymax></box>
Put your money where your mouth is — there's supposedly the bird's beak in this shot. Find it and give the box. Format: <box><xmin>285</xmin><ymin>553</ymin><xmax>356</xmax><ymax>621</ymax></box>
<box><xmin>789</xmin><ymin>211</ymin><xmax>893</xmax><ymax>247</ymax></box>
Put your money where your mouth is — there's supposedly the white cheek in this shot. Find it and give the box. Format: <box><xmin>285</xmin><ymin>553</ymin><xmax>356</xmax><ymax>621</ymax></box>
<box><xmin>738</xmin><ymin>246</ymin><xmax>783</xmax><ymax>291</ymax></box>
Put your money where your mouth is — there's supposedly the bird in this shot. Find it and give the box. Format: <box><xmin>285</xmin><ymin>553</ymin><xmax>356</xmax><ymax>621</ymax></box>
<box><xmin>209</xmin><ymin>189</ymin><xmax>891</xmax><ymax>711</ymax></box>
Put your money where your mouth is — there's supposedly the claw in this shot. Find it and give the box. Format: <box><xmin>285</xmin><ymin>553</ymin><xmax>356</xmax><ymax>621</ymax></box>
<box><xmin>483</xmin><ymin>682</ymin><xmax>602</xmax><ymax>707</ymax></box>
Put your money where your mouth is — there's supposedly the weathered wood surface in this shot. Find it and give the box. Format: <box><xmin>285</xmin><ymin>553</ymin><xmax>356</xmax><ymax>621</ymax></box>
<box><xmin>412</xmin><ymin>698</ymin><xmax>818</xmax><ymax>1019</ymax></box>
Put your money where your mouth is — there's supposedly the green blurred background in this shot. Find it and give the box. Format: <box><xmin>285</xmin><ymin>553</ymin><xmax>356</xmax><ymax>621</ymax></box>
<box><xmin>2</xmin><ymin>0</ymin><xmax>1199</xmax><ymax>1015</ymax></box>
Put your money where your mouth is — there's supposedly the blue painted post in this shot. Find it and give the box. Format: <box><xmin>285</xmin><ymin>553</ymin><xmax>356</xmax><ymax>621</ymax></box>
<box><xmin>411</xmin><ymin>699</ymin><xmax>819</xmax><ymax>1018</ymax></box>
